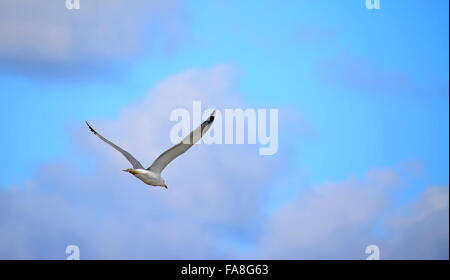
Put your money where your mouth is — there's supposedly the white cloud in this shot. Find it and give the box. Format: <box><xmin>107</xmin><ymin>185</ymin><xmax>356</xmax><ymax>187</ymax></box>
<box><xmin>0</xmin><ymin>0</ymin><xmax>186</xmax><ymax>74</ymax></box>
<box><xmin>382</xmin><ymin>186</ymin><xmax>449</xmax><ymax>259</ymax></box>
<box><xmin>258</xmin><ymin>168</ymin><xmax>449</xmax><ymax>259</ymax></box>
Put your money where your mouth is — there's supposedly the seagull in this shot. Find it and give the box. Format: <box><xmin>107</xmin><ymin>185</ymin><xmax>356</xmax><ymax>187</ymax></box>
<box><xmin>86</xmin><ymin>110</ymin><xmax>215</xmax><ymax>189</ymax></box>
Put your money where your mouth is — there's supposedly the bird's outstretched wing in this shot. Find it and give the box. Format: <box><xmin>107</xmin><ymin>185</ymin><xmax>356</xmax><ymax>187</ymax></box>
<box><xmin>148</xmin><ymin>110</ymin><xmax>215</xmax><ymax>174</ymax></box>
<box><xmin>85</xmin><ymin>121</ymin><xmax>144</xmax><ymax>169</ymax></box>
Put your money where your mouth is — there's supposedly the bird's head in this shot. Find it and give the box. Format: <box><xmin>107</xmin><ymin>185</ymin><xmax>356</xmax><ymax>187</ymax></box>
<box><xmin>122</xmin><ymin>168</ymin><xmax>138</xmax><ymax>175</ymax></box>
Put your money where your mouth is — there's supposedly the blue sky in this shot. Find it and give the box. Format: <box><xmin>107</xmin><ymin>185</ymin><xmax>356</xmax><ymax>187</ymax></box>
<box><xmin>0</xmin><ymin>0</ymin><xmax>448</xmax><ymax>259</ymax></box>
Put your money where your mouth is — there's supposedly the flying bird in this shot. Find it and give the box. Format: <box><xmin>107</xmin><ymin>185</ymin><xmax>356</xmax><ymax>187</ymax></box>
<box><xmin>86</xmin><ymin>110</ymin><xmax>215</xmax><ymax>189</ymax></box>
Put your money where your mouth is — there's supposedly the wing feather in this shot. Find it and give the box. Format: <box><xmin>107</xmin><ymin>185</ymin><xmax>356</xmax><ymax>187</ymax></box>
<box><xmin>85</xmin><ymin>121</ymin><xmax>144</xmax><ymax>169</ymax></box>
<box><xmin>148</xmin><ymin>110</ymin><xmax>215</xmax><ymax>174</ymax></box>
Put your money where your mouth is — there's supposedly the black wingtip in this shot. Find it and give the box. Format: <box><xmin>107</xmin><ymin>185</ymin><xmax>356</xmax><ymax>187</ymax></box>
<box><xmin>85</xmin><ymin>121</ymin><xmax>97</xmax><ymax>134</ymax></box>
<box><xmin>207</xmin><ymin>110</ymin><xmax>216</xmax><ymax>123</ymax></box>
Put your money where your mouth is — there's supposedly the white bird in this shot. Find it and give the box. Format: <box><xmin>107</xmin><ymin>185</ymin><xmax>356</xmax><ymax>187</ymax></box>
<box><xmin>86</xmin><ymin>110</ymin><xmax>215</xmax><ymax>189</ymax></box>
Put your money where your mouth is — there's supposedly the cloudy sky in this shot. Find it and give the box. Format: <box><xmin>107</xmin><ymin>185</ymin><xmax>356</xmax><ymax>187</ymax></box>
<box><xmin>0</xmin><ymin>0</ymin><xmax>448</xmax><ymax>259</ymax></box>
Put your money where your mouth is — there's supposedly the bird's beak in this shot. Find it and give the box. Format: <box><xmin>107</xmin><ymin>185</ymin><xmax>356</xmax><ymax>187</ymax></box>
<box><xmin>163</xmin><ymin>184</ymin><xmax>168</xmax><ymax>189</ymax></box>
<box><xmin>122</xmin><ymin>169</ymin><xmax>128</xmax><ymax>172</ymax></box>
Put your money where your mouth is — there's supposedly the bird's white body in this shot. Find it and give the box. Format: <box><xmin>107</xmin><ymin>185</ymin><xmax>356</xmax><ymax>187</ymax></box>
<box><xmin>126</xmin><ymin>169</ymin><xmax>164</xmax><ymax>187</ymax></box>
